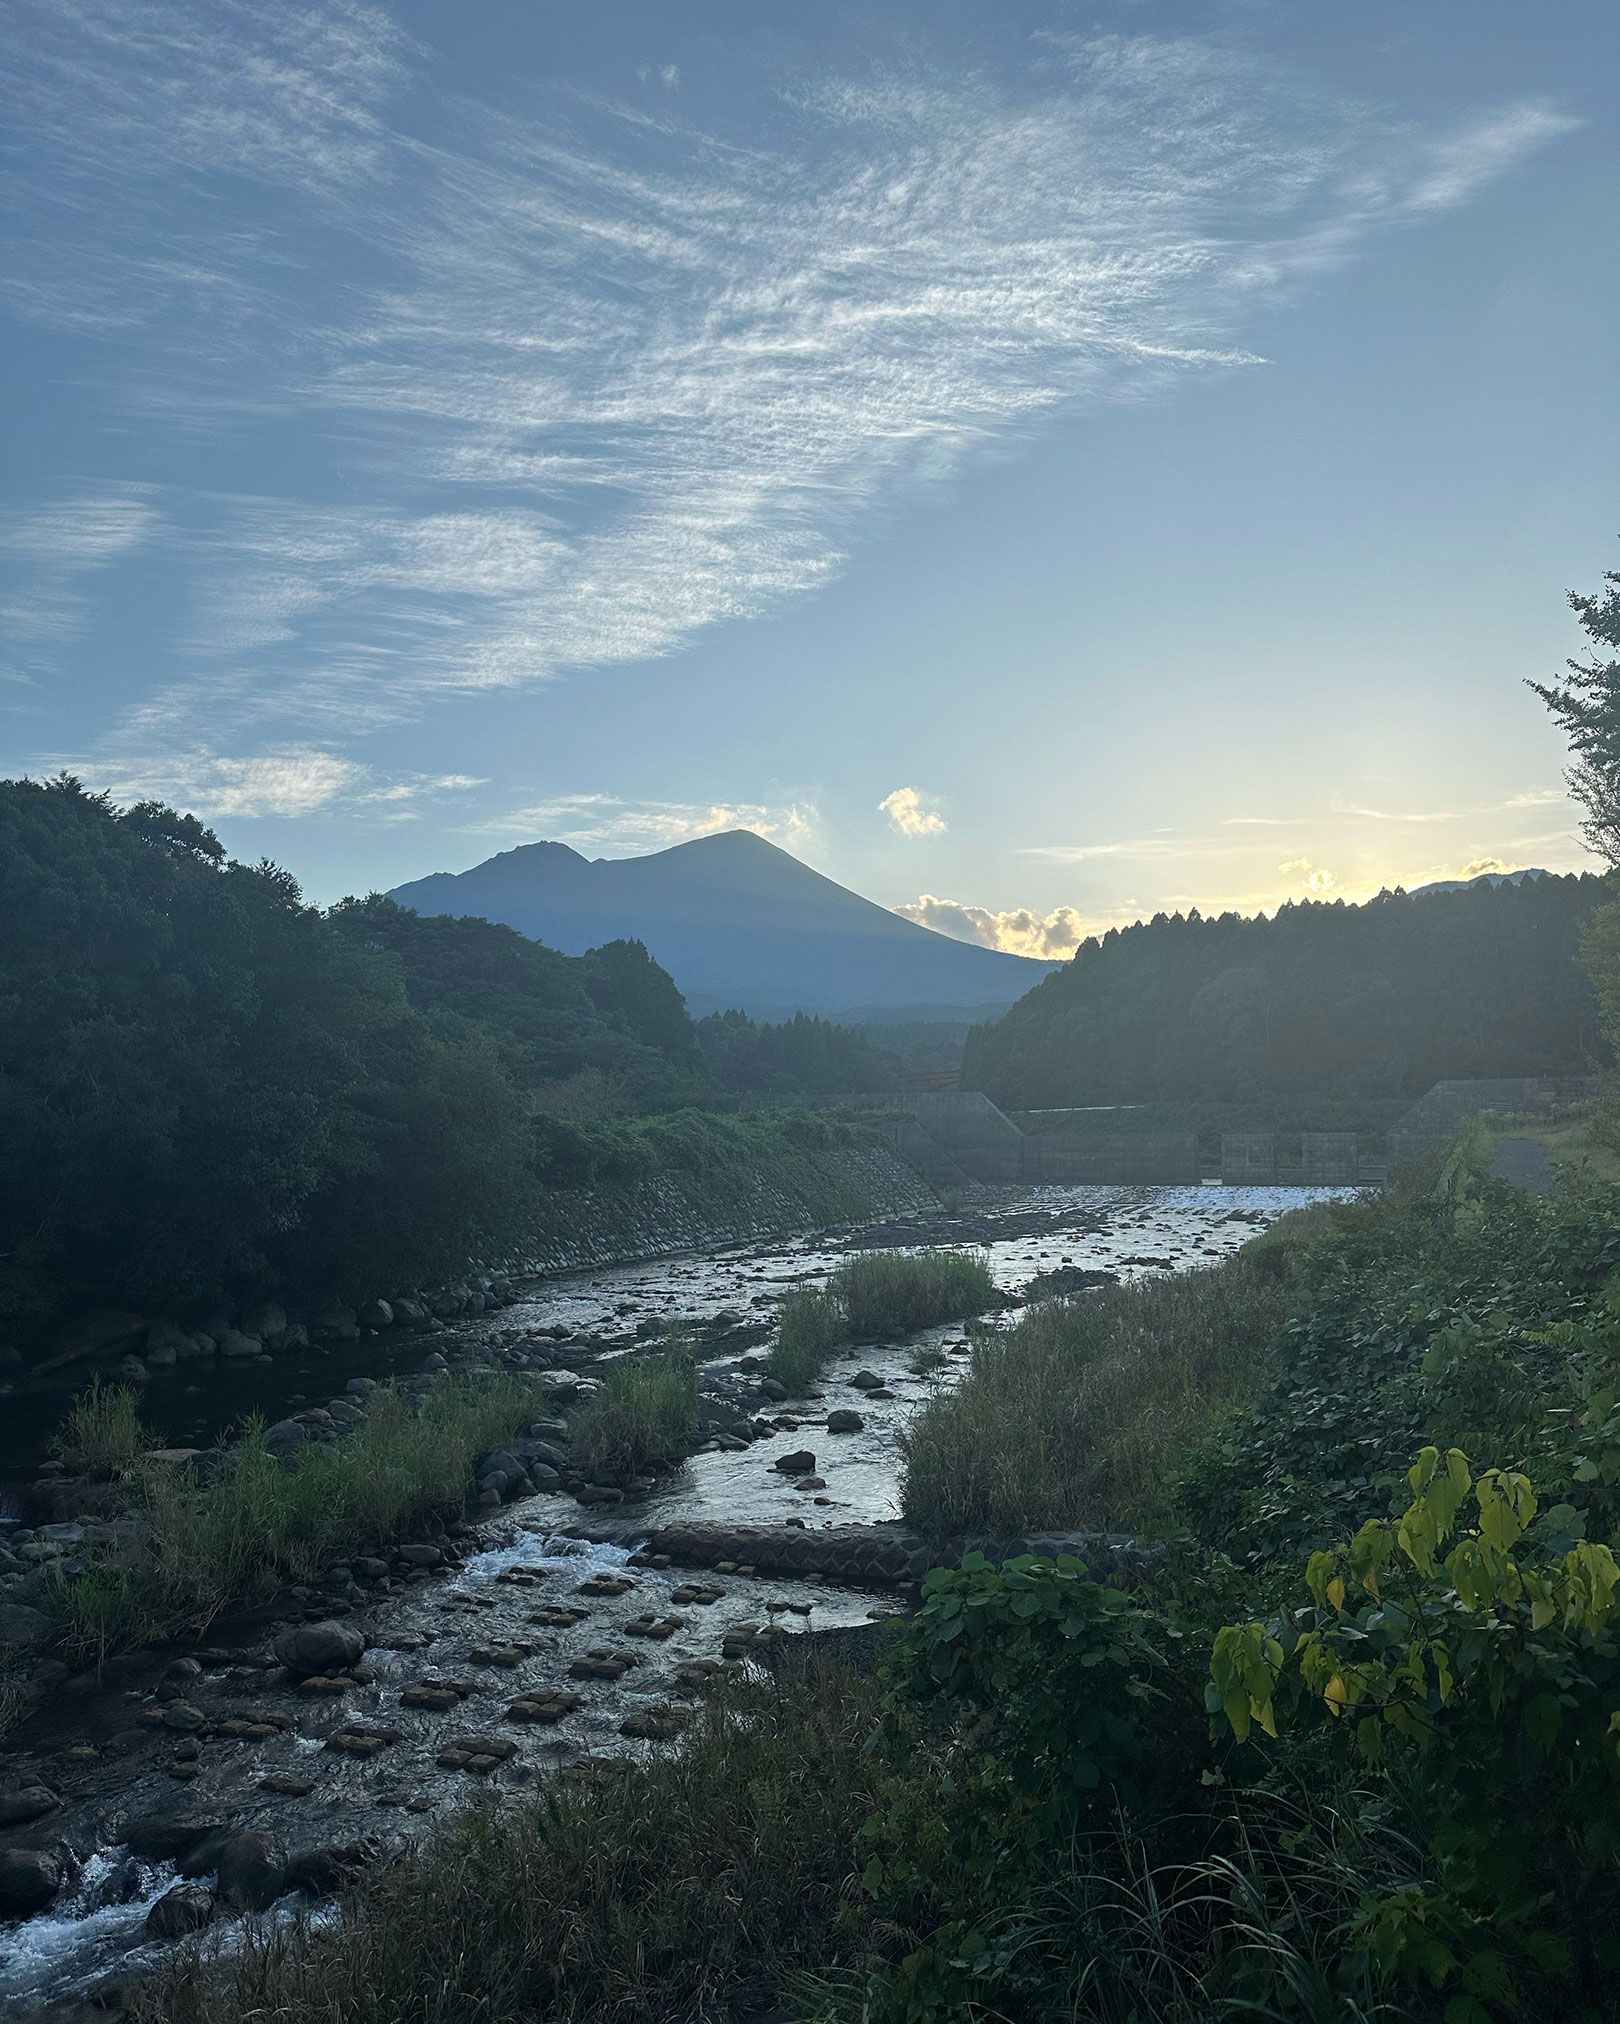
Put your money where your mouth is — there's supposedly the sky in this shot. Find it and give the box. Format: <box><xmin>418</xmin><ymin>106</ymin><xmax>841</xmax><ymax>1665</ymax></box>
<box><xmin>2</xmin><ymin>0</ymin><xmax>1617</xmax><ymax>958</ymax></box>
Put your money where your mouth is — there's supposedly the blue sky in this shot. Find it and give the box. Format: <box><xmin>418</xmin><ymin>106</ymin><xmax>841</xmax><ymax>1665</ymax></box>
<box><xmin>3</xmin><ymin>0</ymin><xmax>1616</xmax><ymax>955</ymax></box>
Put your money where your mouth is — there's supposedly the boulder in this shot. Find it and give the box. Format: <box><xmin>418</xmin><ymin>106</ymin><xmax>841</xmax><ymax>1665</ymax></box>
<box><xmin>0</xmin><ymin>1848</ymin><xmax>61</xmax><ymax>1916</ymax></box>
<box><xmin>0</xmin><ymin>1787</ymin><xmax>58</xmax><ymax>1827</ymax></box>
<box><xmin>216</xmin><ymin>1330</ymin><xmax>263</xmax><ymax>1359</ymax></box>
<box><xmin>146</xmin><ymin>1880</ymin><xmax>216</xmax><ymax>1939</ymax></box>
<box><xmin>773</xmin><ymin>1450</ymin><xmax>817</xmax><ymax>1475</ymax></box>
<box><xmin>285</xmin><ymin>1837</ymin><xmax>381</xmax><ymax>1897</ymax></box>
<box><xmin>180</xmin><ymin>1828</ymin><xmax>284</xmax><ymax>1911</ymax></box>
<box><xmin>117</xmin><ymin>1355</ymin><xmax>151</xmax><ymax>1383</ymax></box>
<box><xmin>266</xmin><ymin>1322</ymin><xmax>310</xmax><ymax>1353</ymax></box>
<box><xmin>479</xmin><ymin>1451</ymin><xmax>525</xmax><ymax>1483</ymax></box>
<box><xmin>849</xmin><ymin>1371</ymin><xmax>884</xmax><ymax>1391</ymax></box>
<box><xmin>273</xmin><ymin>1620</ymin><xmax>365</xmax><ymax>1676</ymax></box>
<box><xmin>758</xmin><ymin>1377</ymin><xmax>789</xmax><ymax>1402</ymax></box>
<box><xmin>162</xmin><ymin>1702</ymin><xmax>207</xmax><ymax>1732</ymax></box>
<box><xmin>239</xmin><ymin>1302</ymin><xmax>287</xmax><ymax>1341</ymax></box>
<box><xmin>0</xmin><ymin>1603</ymin><xmax>47</xmax><ymax>1647</ymax></box>
<box><xmin>123</xmin><ymin>1816</ymin><xmax>228</xmax><ymax>1862</ymax></box>
<box><xmin>826</xmin><ymin>1409</ymin><xmax>865</xmax><ymax>1435</ymax></box>
<box><xmin>264</xmin><ymin>1419</ymin><xmax>308</xmax><ymax>1456</ymax></box>
<box><xmin>358</xmin><ymin>1300</ymin><xmax>393</xmax><ymax>1330</ymax></box>
<box><xmin>392</xmin><ymin>1298</ymin><xmax>428</xmax><ymax>1325</ymax></box>
<box><xmin>529</xmin><ymin>1464</ymin><xmax>562</xmax><ymax>1491</ymax></box>
<box><xmin>145</xmin><ymin>1340</ymin><xmax>179</xmax><ymax>1369</ymax></box>
<box><xmin>395</xmin><ymin>1543</ymin><xmax>442</xmax><ymax>1569</ymax></box>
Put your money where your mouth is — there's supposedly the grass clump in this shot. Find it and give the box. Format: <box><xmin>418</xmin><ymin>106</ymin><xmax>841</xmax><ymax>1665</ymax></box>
<box><xmin>49</xmin><ymin>1379</ymin><xmax>154</xmax><ymax>1477</ymax></box>
<box><xmin>898</xmin><ymin>1248</ymin><xmax>1299</xmax><ymax>1536</ymax></box>
<box><xmin>46</xmin><ymin>1374</ymin><xmax>537</xmax><ymax>1663</ymax></box>
<box><xmin>764</xmin><ymin>1249</ymin><xmax>1000</xmax><ymax>1395</ymax></box>
<box><xmin>568</xmin><ymin>1348</ymin><xmax>698</xmax><ymax>1484</ymax></box>
<box><xmin>834</xmin><ymin>1247</ymin><xmax>998</xmax><ymax>1337</ymax></box>
<box><xmin>765</xmin><ymin>1288</ymin><xmax>849</xmax><ymax>1393</ymax></box>
<box><xmin>135</xmin><ymin>1659</ymin><xmax>889</xmax><ymax>2024</ymax></box>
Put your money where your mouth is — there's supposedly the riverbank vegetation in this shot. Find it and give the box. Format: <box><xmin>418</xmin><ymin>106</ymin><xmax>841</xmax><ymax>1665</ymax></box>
<box><xmin>568</xmin><ymin>1347</ymin><xmax>699</xmax><ymax>1485</ymax></box>
<box><xmin>45</xmin><ymin>1374</ymin><xmax>537</xmax><ymax>1662</ymax></box>
<box><xmin>765</xmin><ymin>1248</ymin><xmax>1000</xmax><ymax>1392</ymax></box>
<box><xmin>0</xmin><ymin>777</ymin><xmax>903</xmax><ymax>1357</ymax></box>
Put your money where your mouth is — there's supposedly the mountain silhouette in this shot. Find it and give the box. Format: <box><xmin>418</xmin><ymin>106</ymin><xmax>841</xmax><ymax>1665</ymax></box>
<box><xmin>388</xmin><ymin>830</ymin><xmax>1057</xmax><ymax>1017</ymax></box>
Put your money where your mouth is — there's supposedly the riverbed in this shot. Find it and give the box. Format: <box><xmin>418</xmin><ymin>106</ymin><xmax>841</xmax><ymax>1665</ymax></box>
<box><xmin>0</xmin><ymin>1181</ymin><xmax>1348</xmax><ymax>2017</ymax></box>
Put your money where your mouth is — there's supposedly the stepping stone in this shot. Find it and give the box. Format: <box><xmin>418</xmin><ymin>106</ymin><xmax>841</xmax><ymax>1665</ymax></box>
<box><xmin>296</xmin><ymin>1675</ymin><xmax>352</xmax><ymax>1695</ymax></box>
<box><xmin>620</xmin><ymin>1704</ymin><xmax>691</xmax><ymax>1742</ymax></box>
<box><xmin>672</xmin><ymin>1659</ymin><xmax>733</xmax><ymax>1692</ymax></box>
<box><xmin>496</xmin><ymin>1567</ymin><xmax>548</xmax><ymax>1585</ymax></box>
<box><xmin>622</xmin><ymin>1615</ymin><xmax>684</xmax><ymax>1641</ymax></box>
<box><xmin>721</xmin><ymin>1624</ymin><xmax>761</xmax><ymax>1660</ymax></box>
<box><xmin>576</xmin><ymin>1574</ymin><xmax>637</xmax><ymax>1597</ymax></box>
<box><xmin>567</xmin><ymin>1647</ymin><xmax>641</xmax><ymax>1681</ymax></box>
<box><xmin>325</xmin><ymin>1725</ymin><xmax>405</xmax><ymax>1756</ymax></box>
<box><xmin>669</xmin><ymin>1584</ymin><xmax>725</xmax><ymax>1606</ymax></box>
<box><xmin>467</xmin><ymin>1645</ymin><xmax>531</xmax><ymax>1668</ymax></box>
<box><xmin>166</xmin><ymin>1761</ymin><xmax>200</xmax><ymax>1780</ymax></box>
<box><xmin>400</xmin><ymin>1677</ymin><xmax>476</xmax><ymax>1711</ymax></box>
<box><xmin>505</xmin><ymin>1691</ymin><xmax>585</xmax><ymax>1724</ymax></box>
<box><xmin>528</xmin><ymin>1605</ymin><xmax>590</xmax><ymax>1628</ymax></box>
<box><xmin>258</xmin><ymin>1774</ymin><xmax>315</xmax><ymax>1796</ymax></box>
<box><xmin>436</xmin><ymin>1734</ymin><xmax>519</xmax><ymax>1773</ymax></box>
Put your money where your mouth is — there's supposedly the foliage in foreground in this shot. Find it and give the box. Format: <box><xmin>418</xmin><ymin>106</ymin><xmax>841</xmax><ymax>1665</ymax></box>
<box><xmin>764</xmin><ymin>1249</ymin><xmax>1001</xmax><ymax>1393</ymax></box>
<box><xmin>45</xmin><ymin>1375</ymin><xmax>538</xmax><ymax>1662</ymax></box>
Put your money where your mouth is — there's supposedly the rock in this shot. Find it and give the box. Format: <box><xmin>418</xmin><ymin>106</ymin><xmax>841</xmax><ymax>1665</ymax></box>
<box><xmin>117</xmin><ymin>1355</ymin><xmax>151</xmax><ymax>1382</ymax></box>
<box><xmin>264</xmin><ymin>1419</ymin><xmax>308</xmax><ymax>1456</ymax></box>
<box><xmin>180</xmin><ymin>1828</ymin><xmax>284</xmax><ymax>1911</ymax></box>
<box><xmin>345</xmin><ymin>1376</ymin><xmax>377</xmax><ymax>1397</ymax></box>
<box><xmin>286</xmin><ymin>1838</ymin><xmax>381</xmax><ymax>1897</ymax></box>
<box><xmin>216</xmin><ymin>1330</ymin><xmax>263</xmax><ymax>1359</ymax></box>
<box><xmin>123</xmin><ymin>1815</ymin><xmax>229</xmax><ymax>1862</ymax></box>
<box><xmin>529</xmin><ymin>1464</ymin><xmax>562</xmax><ymax>1490</ymax></box>
<box><xmin>0</xmin><ymin>1603</ymin><xmax>47</xmax><ymax>1646</ymax></box>
<box><xmin>795</xmin><ymin>1475</ymin><xmax>827</xmax><ymax>1490</ymax></box>
<box><xmin>0</xmin><ymin>1848</ymin><xmax>61</xmax><ymax>1916</ymax></box>
<box><xmin>758</xmin><ymin>1377</ymin><xmax>789</xmax><ymax>1401</ymax></box>
<box><xmin>142</xmin><ymin>1448</ymin><xmax>200</xmax><ymax>1465</ymax></box>
<box><xmin>826</xmin><ymin>1409</ymin><xmax>865</xmax><ymax>1434</ymax></box>
<box><xmin>266</xmin><ymin>1322</ymin><xmax>310</xmax><ymax>1353</ymax></box>
<box><xmin>849</xmin><ymin>1371</ymin><xmax>884</xmax><ymax>1390</ymax></box>
<box><xmin>395</xmin><ymin>1542</ymin><xmax>442</xmax><ymax>1569</ymax></box>
<box><xmin>773</xmin><ymin>1450</ymin><xmax>817</xmax><ymax>1475</ymax></box>
<box><xmin>0</xmin><ymin>1787</ymin><xmax>58</xmax><ymax>1827</ymax></box>
<box><xmin>145</xmin><ymin>1341</ymin><xmax>179</xmax><ymax>1369</ymax></box>
<box><xmin>239</xmin><ymin>1302</ymin><xmax>287</xmax><ymax>1340</ymax></box>
<box><xmin>358</xmin><ymin>1300</ymin><xmax>393</xmax><ymax>1330</ymax></box>
<box><xmin>393</xmin><ymin>1297</ymin><xmax>428</xmax><ymax>1325</ymax></box>
<box><xmin>162</xmin><ymin>1702</ymin><xmax>207</xmax><ymax>1731</ymax></box>
<box><xmin>273</xmin><ymin>1620</ymin><xmax>365</xmax><ymax>1676</ymax></box>
<box><xmin>479</xmin><ymin>1450</ymin><xmax>525</xmax><ymax>1481</ymax></box>
<box><xmin>146</xmin><ymin>1881</ymin><xmax>216</xmax><ymax>1938</ymax></box>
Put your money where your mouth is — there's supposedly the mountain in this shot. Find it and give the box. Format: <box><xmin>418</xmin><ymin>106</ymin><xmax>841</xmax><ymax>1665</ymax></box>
<box><xmin>1408</xmin><ymin>867</ymin><xmax>1549</xmax><ymax>897</ymax></box>
<box><xmin>387</xmin><ymin>831</ymin><xmax>1057</xmax><ymax>1016</ymax></box>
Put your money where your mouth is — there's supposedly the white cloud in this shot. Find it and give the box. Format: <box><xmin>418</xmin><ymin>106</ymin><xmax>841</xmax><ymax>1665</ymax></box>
<box><xmin>476</xmin><ymin>792</ymin><xmax>819</xmax><ymax>856</ymax></box>
<box><xmin>1278</xmin><ymin>855</ymin><xmax>1337</xmax><ymax>895</ymax></box>
<box><xmin>0</xmin><ymin>13</ymin><xmax>1574</xmax><ymax>762</ymax></box>
<box><xmin>880</xmin><ymin>786</ymin><xmax>946</xmax><ymax>838</ymax></box>
<box><xmin>0</xmin><ymin>489</ymin><xmax>161</xmax><ymax>666</ymax></box>
<box><xmin>896</xmin><ymin>892</ymin><xmax>1084</xmax><ymax>960</ymax></box>
<box><xmin>67</xmin><ymin>748</ymin><xmax>483</xmax><ymax>821</ymax></box>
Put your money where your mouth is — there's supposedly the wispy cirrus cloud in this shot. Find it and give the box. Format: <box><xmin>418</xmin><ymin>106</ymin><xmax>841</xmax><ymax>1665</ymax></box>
<box><xmin>0</xmin><ymin>4</ymin><xmax>1578</xmax><ymax>788</ymax></box>
<box><xmin>61</xmin><ymin>746</ymin><xmax>482</xmax><ymax>821</ymax></box>
<box><xmin>474</xmin><ymin>793</ymin><xmax>819</xmax><ymax>856</ymax></box>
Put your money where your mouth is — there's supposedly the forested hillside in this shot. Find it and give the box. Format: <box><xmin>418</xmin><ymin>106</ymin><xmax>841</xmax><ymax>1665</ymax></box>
<box><xmin>964</xmin><ymin>872</ymin><xmax>1608</xmax><ymax>1107</ymax></box>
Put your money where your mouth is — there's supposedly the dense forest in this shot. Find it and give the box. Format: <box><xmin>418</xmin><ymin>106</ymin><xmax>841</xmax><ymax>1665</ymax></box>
<box><xmin>0</xmin><ymin>778</ymin><xmax>888</xmax><ymax>1337</ymax></box>
<box><xmin>963</xmin><ymin>871</ymin><xmax>1609</xmax><ymax>1108</ymax></box>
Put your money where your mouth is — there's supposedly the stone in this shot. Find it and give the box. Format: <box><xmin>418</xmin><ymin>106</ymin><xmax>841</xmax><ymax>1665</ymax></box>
<box><xmin>264</xmin><ymin>1419</ymin><xmax>308</xmax><ymax>1456</ymax></box>
<box><xmin>259</xmin><ymin>1774</ymin><xmax>316</xmax><ymax>1796</ymax></box>
<box><xmin>145</xmin><ymin>1341</ymin><xmax>179</xmax><ymax>1368</ymax></box>
<box><xmin>146</xmin><ymin>1881</ymin><xmax>216</xmax><ymax>1939</ymax></box>
<box><xmin>436</xmin><ymin>1733</ymin><xmax>518</xmax><ymax>1772</ymax></box>
<box><xmin>180</xmin><ymin>1828</ymin><xmax>285</xmax><ymax>1911</ymax></box>
<box><xmin>117</xmin><ymin>1355</ymin><xmax>151</xmax><ymax>1382</ymax></box>
<box><xmin>395</xmin><ymin>1542</ymin><xmax>443</xmax><ymax>1569</ymax></box>
<box><xmin>0</xmin><ymin>1603</ymin><xmax>47</xmax><ymax>1646</ymax></box>
<box><xmin>124</xmin><ymin>1815</ymin><xmax>229</xmax><ymax>1862</ymax></box>
<box><xmin>505</xmin><ymin>1690</ymin><xmax>584</xmax><ymax>1723</ymax></box>
<box><xmin>165</xmin><ymin>1655</ymin><xmax>204</xmax><ymax>1682</ymax></box>
<box><xmin>529</xmin><ymin>1464</ymin><xmax>563</xmax><ymax>1490</ymax></box>
<box><xmin>216</xmin><ymin>1329</ymin><xmax>263</xmax><ymax>1359</ymax></box>
<box><xmin>358</xmin><ymin>1300</ymin><xmax>393</xmax><ymax>1330</ymax></box>
<box><xmin>0</xmin><ymin>1848</ymin><xmax>61</xmax><ymax>1916</ymax></box>
<box><xmin>826</xmin><ymin>1409</ymin><xmax>864</xmax><ymax>1434</ymax></box>
<box><xmin>273</xmin><ymin>1619</ymin><xmax>365</xmax><ymax>1676</ymax></box>
<box><xmin>240</xmin><ymin>1302</ymin><xmax>288</xmax><ymax>1341</ymax></box>
<box><xmin>142</xmin><ymin>1448</ymin><xmax>201</xmax><ymax>1466</ymax></box>
<box><xmin>0</xmin><ymin>1786</ymin><xmax>58</xmax><ymax>1827</ymax></box>
<box><xmin>758</xmin><ymin>1377</ymin><xmax>789</xmax><ymax>1401</ymax></box>
<box><xmin>161</xmin><ymin>1702</ymin><xmax>207</xmax><ymax>1731</ymax></box>
<box><xmin>795</xmin><ymin>1476</ymin><xmax>827</xmax><ymax>1491</ymax></box>
<box><xmin>286</xmin><ymin>1838</ymin><xmax>381</xmax><ymax>1896</ymax></box>
<box><xmin>773</xmin><ymin>1450</ymin><xmax>816</xmax><ymax>1475</ymax></box>
<box><xmin>849</xmin><ymin>1371</ymin><xmax>883</xmax><ymax>1390</ymax></box>
<box><xmin>620</xmin><ymin>1704</ymin><xmax>691</xmax><ymax>1741</ymax></box>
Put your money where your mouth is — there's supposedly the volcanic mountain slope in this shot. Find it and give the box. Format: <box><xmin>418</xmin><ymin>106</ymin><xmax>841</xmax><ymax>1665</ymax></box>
<box><xmin>389</xmin><ymin>830</ymin><xmax>1056</xmax><ymax>1017</ymax></box>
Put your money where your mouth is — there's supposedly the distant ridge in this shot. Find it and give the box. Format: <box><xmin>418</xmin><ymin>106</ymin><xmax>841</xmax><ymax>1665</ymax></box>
<box><xmin>388</xmin><ymin>830</ymin><xmax>1057</xmax><ymax>1016</ymax></box>
<box><xmin>1409</xmin><ymin>868</ymin><xmax>1549</xmax><ymax>897</ymax></box>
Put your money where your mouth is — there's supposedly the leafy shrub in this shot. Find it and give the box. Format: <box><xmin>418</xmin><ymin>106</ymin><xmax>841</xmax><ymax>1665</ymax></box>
<box><xmin>1212</xmin><ymin>1443</ymin><xmax>1620</xmax><ymax>2018</ymax></box>
<box><xmin>568</xmin><ymin>1349</ymin><xmax>698</xmax><ymax>1484</ymax></box>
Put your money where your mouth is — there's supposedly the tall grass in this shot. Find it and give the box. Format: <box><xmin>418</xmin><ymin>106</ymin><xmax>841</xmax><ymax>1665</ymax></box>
<box><xmin>765</xmin><ymin>1288</ymin><xmax>849</xmax><ymax>1394</ymax></box>
<box><xmin>134</xmin><ymin>1660</ymin><xmax>888</xmax><ymax>2024</ymax></box>
<box><xmin>49</xmin><ymin>1379</ymin><xmax>154</xmax><ymax>1477</ymax></box>
<box><xmin>568</xmin><ymin>1349</ymin><xmax>698</xmax><ymax>1484</ymax></box>
<box><xmin>898</xmin><ymin>1251</ymin><xmax>1297</xmax><ymax>1536</ymax></box>
<box><xmin>47</xmin><ymin>1375</ymin><xmax>538</xmax><ymax>1663</ymax></box>
<box><xmin>763</xmin><ymin>1249</ymin><xmax>1001</xmax><ymax>1394</ymax></box>
<box><xmin>835</xmin><ymin>1247</ymin><xmax>998</xmax><ymax>1337</ymax></box>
